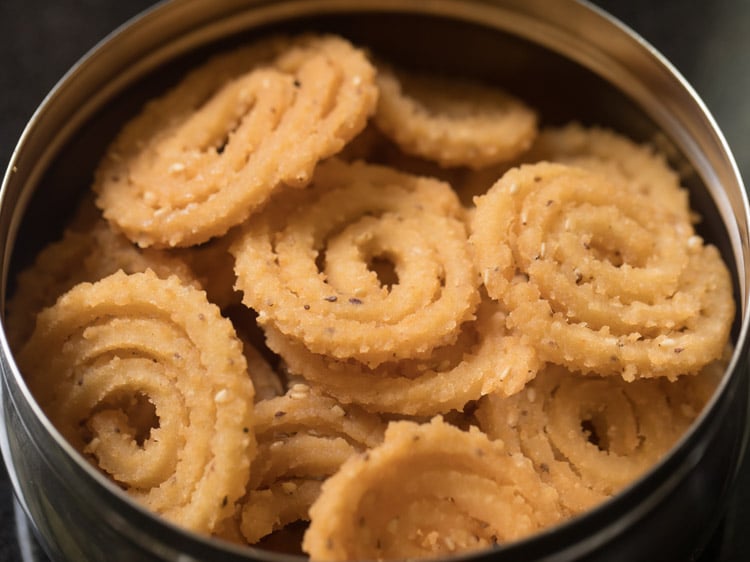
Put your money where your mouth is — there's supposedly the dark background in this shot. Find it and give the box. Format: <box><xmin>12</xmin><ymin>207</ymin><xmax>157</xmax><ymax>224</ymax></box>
<box><xmin>0</xmin><ymin>0</ymin><xmax>748</xmax><ymax>560</ymax></box>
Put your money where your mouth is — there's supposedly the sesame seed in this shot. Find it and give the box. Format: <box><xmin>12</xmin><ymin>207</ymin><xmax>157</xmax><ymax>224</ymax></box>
<box><xmin>281</xmin><ymin>481</ymin><xmax>298</xmax><ymax>493</ymax></box>
<box><xmin>687</xmin><ymin>235</ymin><xmax>702</xmax><ymax>251</ymax></box>
<box><xmin>289</xmin><ymin>383</ymin><xmax>310</xmax><ymax>399</ymax></box>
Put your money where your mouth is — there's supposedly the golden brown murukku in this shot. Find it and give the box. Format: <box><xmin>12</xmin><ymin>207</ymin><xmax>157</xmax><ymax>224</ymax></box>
<box><xmin>10</xmin><ymin>28</ymin><xmax>739</xmax><ymax>560</ymax></box>
<box><xmin>264</xmin><ymin>297</ymin><xmax>541</xmax><ymax>415</ymax></box>
<box><xmin>302</xmin><ymin>416</ymin><xmax>561</xmax><ymax>560</ymax></box>
<box><xmin>232</xmin><ymin>158</ymin><xmax>480</xmax><ymax>366</ymax></box>
<box><xmin>524</xmin><ymin>123</ymin><xmax>693</xmax><ymax>222</ymax></box>
<box><xmin>5</xmin><ymin>218</ymin><xmax>196</xmax><ymax>351</ymax></box>
<box><xmin>470</xmin><ymin>162</ymin><xmax>733</xmax><ymax>379</ymax></box>
<box><xmin>475</xmin><ymin>364</ymin><xmax>709</xmax><ymax>514</ymax></box>
<box><xmin>241</xmin><ymin>480</ymin><xmax>322</xmax><ymax>545</ymax></box>
<box><xmin>94</xmin><ymin>34</ymin><xmax>378</xmax><ymax>248</ymax></box>
<box><xmin>16</xmin><ymin>270</ymin><xmax>255</xmax><ymax>534</ymax></box>
<box><xmin>373</xmin><ymin>64</ymin><xmax>537</xmax><ymax>169</ymax></box>
<box><xmin>239</xmin><ymin>386</ymin><xmax>384</xmax><ymax>543</ymax></box>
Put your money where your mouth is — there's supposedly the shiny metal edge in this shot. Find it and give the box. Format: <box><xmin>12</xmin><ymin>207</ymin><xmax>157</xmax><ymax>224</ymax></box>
<box><xmin>0</xmin><ymin>0</ymin><xmax>747</xmax><ymax>560</ymax></box>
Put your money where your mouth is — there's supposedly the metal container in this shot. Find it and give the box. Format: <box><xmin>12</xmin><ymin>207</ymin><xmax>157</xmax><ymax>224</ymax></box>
<box><xmin>1</xmin><ymin>1</ymin><xmax>748</xmax><ymax>560</ymax></box>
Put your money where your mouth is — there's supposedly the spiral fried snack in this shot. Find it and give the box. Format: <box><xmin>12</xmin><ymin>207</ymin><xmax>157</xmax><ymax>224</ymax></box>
<box><xmin>10</xmin><ymin>26</ymin><xmax>740</xmax><ymax>558</ymax></box>
<box><xmin>264</xmin><ymin>297</ymin><xmax>541</xmax><ymax>416</ymax></box>
<box><xmin>303</xmin><ymin>416</ymin><xmax>562</xmax><ymax>561</ymax></box>
<box><xmin>475</xmin><ymin>365</ymin><xmax>705</xmax><ymax>513</ymax></box>
<box><xmin>5</xmin><ymin>218</ymin><xmax>196</xmax><ymax>351</ymax></box>
<box><xmin>240</xmin><ymin>386</ymin><xmax>384</xmax><ymax>543</ymax></box>
<box><xmin>524</xmin><ymin>123</ymin><xmax>692</xmax><ymax>222</ymax></box>
<box><xmin>16</xmin><ymin>270</ymin><xmax>256</xmax><ymax>534</ymax></box>
<box><xmin>94</xmin><ymin>34</ymin><xmax>378</xmax><ymax>248</ymax></box>
<box><xmin>470</xmin><ymin>162</ymin><xmax>734</xmax><ymax>379</ymax></box>
<box><xmin>232</xmin><ymin>158</ymin><xmax>481</xmax><ymax>366</ymax></box>
<box><xmin>373</xmin><ymin>64</ymin><xmax>537</xmax><ymax>169</ymax></box>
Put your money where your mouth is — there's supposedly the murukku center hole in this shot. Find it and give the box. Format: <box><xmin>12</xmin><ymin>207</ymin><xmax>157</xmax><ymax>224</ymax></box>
<box><xmin>580</xmin><ymin>417</ymin><xmax>609</xmax><ymax>451</ymax></box>
<box><xmin>368</xmin><ymin>255</ymin><xmax>398</xmax><ymax>290</ymax></box>
<box><xmin>86</xmin><ymin>391</ymin><xmax>159</xmax><ymax>446</ymax></box>
<box><xmin>586</xmin><ymin>238</ymin><xmax>625</xmax><ymax>267</ymax></box>
<box><xmin>127</xmin><ymin>392</ymin><xmax>159</xmax><ymax>445</ymax></box>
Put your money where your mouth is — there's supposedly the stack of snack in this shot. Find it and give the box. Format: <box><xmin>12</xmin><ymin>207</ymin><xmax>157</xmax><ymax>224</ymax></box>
<box><xmin>8</xmin><ymin>32</ymin><xmax>735</xmax><ymax>561</ymax></box>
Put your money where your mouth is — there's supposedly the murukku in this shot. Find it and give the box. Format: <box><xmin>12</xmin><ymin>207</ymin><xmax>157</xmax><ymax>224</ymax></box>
<box><xmin>239</xmin><ymin>386</ymin><xmax>384</xmax><ymax>543</ymax></box>
<box><xmin>302</xmin><ymin>416</ymin><xmax>562</xmax><ymax>561</ymax></box>
<box><xmin>373</xmin><ymin>63</ymin><xmax>537</xmax><ymax>169</ymax></box>
<box><xmin>264</xmin><ymin>297</ymin><xmax>541</xmax><ymax>415</ymax></box>
<box><xmin>5</xmin><ymin>218</ymin><xmax>196</xmax><ymax>351</ymax></box>
<box><xmin>9</xmin><ymin>27</ymin><xmax>739</xmax><ymax>560</ymax></box>
<box><xmin>16</xmin><ymin>270</ymin><xmax>256</xmax><ymax>534</ymax></box>
<box><xmin>524</xmin><ymin>123</ymin><xmax>693</xmax><ymax>222</ymax></box>
<box><xmin>475</xmin><ymin>364</ymin><xmax>708</xmax><ymax>514</ymax></box>
<box><xmin>231</xmin><ymin>158</ymin><xmax>480</xmax><ymax>366</ymax></box>
<box><xmin>470</xmin><ymin>162</ymin><xmax>734</xmax><ymax>379</ymax></box>
<box><xmin>94</xmin><ymin>34</ymin><xmax>378</xmax><ymax>248</ymax></box>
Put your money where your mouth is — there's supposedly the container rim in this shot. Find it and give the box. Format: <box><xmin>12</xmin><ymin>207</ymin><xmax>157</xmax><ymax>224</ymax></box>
<box><xmin>1</xmin><ymin>1</ymin><xmax>748</xmax><ymax>560</ymax></box>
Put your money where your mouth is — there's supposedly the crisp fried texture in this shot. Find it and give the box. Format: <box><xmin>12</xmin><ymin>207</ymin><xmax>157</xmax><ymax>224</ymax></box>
<box><xmin>264</xmin><ymin>297</ymin><xmax>540</xmax><ymax>416</ymax></box>
<box><xmin>12</xmin><ymin>31</ymin><xmax>737</xmax><ymax>562</ymax></box>
<box><xmin>5</xmin><ymin>214</ymin><xmax>197</xmax><ymax>351</ymax></box>
<box><xmin>374</xmin><ymin>63</ymin><xmax>537</xmax><ymax>169</ymax></box>
<box><xmin>475</xmin><ymin>364</ymin><xmax>713</xmax><ymax>513</ymax></box>
<box><xmin>524</xmin><ymin>123</ymin><xmax>693</xmax><ymax>222</ymax></box>
<box><xmin>303</xmin><ymin>417</ymin><xmax>562</xmax><ymax>560</ymax></box>
<box><xmin>94</xmin><ymin>35</ymin><xmax>378</xmax><ymax>248</ymax></box>
<box><xmin>238</xmin><ymin>386</ymin><xmax>384</xmax><ymax>543</ymax></box>
<box><xmin>17</xmin><ymin>270</ymin><xmax>256</xmax><ymax>534</ymax></box>
<box><xmin>231</xmin><ymin>158</ymin><xmax>480</xmax><ymax>367</ymax></box>
<box><xmin>470</xmin><ymin>162</ymin><xmax>733</xmax><ymax>379</ymax></box>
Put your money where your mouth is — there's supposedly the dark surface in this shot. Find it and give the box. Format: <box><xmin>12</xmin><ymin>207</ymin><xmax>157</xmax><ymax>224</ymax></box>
<box><xmin>0</xmin><ymin>0</ymin><xmax>748</xmax><ymax>561</ymax></box>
